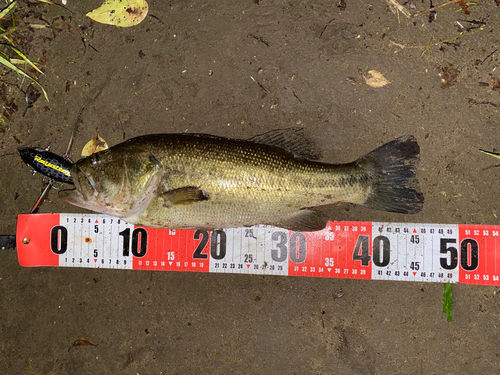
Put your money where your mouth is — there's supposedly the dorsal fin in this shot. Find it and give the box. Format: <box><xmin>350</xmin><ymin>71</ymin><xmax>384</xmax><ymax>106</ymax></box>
<box><xmin>248</xmin><ymin>127</ymin><xmax>322</xmax><ymax>160</ymax></box>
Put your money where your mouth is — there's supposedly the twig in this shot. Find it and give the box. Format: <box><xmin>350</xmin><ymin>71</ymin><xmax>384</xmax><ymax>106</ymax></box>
<box><xmin>64</xmin><ymin>105</ymin><xmax>86</xmax><ymax>160</ymax></box>
<box><xmin>248</xmin><ymin>34</ymin><xmax>270</xmax><ymax>47</ymax></box>
<box><xmin>250</xmin><ymin>75</ymin><xmax>270</xmax><ymax>93</ymax></box>
<box><xmin>319</xmin><ymin>17</ymin><xmax>335</xmax><ymax>38</ymax></box>
<box><xmin>422</xmin><ymin>18</ymin><xmax>500</xmax><ymax>54</ymax></box>
<box><xmin>480</xmin><ymin>48</ymin><xmax>498</xmax><ymax>65</ymax></box>
<box><xmin>386</xmin><ymin>0</ymin><xmax>411</xmax><ymax>18</ymax></box>
<box><xmin>412</xmin><ymin>0</ymin><xmax>459</xmax><ymax>17</ymax></box>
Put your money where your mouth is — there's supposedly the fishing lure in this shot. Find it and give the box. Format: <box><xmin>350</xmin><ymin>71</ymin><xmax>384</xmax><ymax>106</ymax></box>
<box><xmin>18</xmin><ymin>147</ymin><xmax>74</xmax><ymax>184</ymax></box>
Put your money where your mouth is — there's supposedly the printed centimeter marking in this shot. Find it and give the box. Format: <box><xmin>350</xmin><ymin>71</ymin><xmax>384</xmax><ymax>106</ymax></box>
<box><xmin>15</xmin><ymin>214</ymin><xmax>500</xmax><ymax>286</ymax></box>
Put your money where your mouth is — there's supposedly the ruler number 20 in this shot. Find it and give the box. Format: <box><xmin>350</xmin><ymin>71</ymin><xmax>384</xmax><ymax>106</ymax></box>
<box><xmin>192</xmin><ymin>230</ymin><xmax>306</xmax><ymax>263</ymax></box>
<box><xmin>192</xmin><ymin>230</ymin><xmax>227</xmax><ymax>260</ymax></box>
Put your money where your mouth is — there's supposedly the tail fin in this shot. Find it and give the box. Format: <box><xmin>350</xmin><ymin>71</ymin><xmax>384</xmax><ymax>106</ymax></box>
<box><xmin>357</xmin><ymin>136</ymin><xmax>424</xmax><ymax>214</ymax></box>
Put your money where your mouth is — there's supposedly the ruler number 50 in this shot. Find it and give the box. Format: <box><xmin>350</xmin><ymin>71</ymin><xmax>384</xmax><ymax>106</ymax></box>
<box><xmin>440</xmin><ymin>238</ymin><xmax>478</xmax><ymax>271</ymax></box>
<box><xmin>350</xmin><ymin>234</ymin><xmax>479</xmax><ymax>271</ymax></box>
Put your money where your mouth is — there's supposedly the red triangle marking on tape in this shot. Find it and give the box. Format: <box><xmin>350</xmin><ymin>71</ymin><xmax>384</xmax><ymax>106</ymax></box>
<box><xmin>94</xmin><ymin>259</ymin><xmax>97</xmax><ymax>263</ymax></box>
<box><xmin>413</xmin><ymin>272</ymin><xmax>416</xmax><ymax>276</ymax></box>
<box><xmin>413</xmin><ymin>229</ymin><xmax>417</xmax><ymax>233</ymax></box>
<box><xmin>95</xmin><ymin>219</ymin><xmax>98</xmax><ymax>223</ymax></box>
<box><xmin>247</xmin><ymin>264</ymin><xmax>250</xmax><ymax>268</ymax></box>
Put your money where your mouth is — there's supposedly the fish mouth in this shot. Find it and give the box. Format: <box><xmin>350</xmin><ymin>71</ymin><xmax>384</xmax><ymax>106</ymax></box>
<box><xmin>58</xmin><ymin>164</ymin><xmax>94</xmax><ymax>207</ymax></box>
<box><xmin>58</xmin><ymin>187</ymin><xmax>87</xmax><ymax>206</ymax></box>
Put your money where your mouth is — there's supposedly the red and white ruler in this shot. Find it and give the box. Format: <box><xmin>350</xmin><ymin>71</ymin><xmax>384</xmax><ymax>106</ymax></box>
<box><xmin>15</xmin><ymin>213</ymin><xmax>500</xmax><ymax>286</ymax></box>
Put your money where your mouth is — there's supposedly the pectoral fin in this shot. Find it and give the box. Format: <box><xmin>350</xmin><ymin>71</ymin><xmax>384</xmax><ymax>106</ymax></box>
<box><xmin>160</xmin><ymin>186</ymin><xmax>210</xmax><ymax>207</ymax></box>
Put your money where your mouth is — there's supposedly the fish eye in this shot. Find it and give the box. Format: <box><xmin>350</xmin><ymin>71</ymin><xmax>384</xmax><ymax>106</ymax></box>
<box><xmin>90</xmin><ymin>154</ymin><xmax>100</xmax><ymax>166</ymax></box>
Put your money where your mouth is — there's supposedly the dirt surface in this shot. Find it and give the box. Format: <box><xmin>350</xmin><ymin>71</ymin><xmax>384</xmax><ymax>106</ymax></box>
<box><xmin>1</xmin><ymin>0</ymin><xmax>500</xmax><ymax>373</ymax></box>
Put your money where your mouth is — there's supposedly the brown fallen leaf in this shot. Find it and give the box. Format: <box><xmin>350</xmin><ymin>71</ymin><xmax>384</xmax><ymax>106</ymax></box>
<box><xmin>81</xmin><ymin>128</ymin><xmax>108</xmax><ymax>157</ymax></box>
<box><xmin>333</xmin><ymin>289</ymin><xmax>344</xmax><ymax>299</ymax></box>
<box><xmin>491</xmin><ymin>77</ymin><xmax>500</xmax><ymax>94</ymax></box>
<box><xmin>68</xmin><ymin>337</ymin><xmax>98</xmax><ymax>351</ymax></box>
<box><xmin>363</xmin><ymin>70</ymin><xmax>391</xmax><ymax>88</ymax></box>
<box><xmin>458</xmin><ymin>0</ymin><xmax>470</xmax><ymax>14</ymax></box>
<box><xmin>438</xmin><ymin>66</ymin><xmax>459</xmax><ymax>89</ymax></box>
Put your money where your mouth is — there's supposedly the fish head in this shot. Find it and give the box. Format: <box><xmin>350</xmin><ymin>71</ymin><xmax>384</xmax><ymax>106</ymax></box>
<box><xmin>59</xmin><ymin>149</ymin><xmax>161</xmax><ymax>217</ymax></box>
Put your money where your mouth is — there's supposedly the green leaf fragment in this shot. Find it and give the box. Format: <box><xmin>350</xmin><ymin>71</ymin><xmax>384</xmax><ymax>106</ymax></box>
<box><xmin>480</xmin><ymin>149</ymin><xmax>500</xmax><ymax>160</ymax></box>
<box><xmin>0</xmin><ymin>55</ymin><xmax>48</xmax><ymax>102</ymax></box>
<box><xmin>0</xmin><ymin>1</ymin><xmax>17</xmax><ymax>22</ymax></box>
<box><xmin>443</xmin><ymin>283</ymin><xmax>453</xmax><ymax>322</ymax></box>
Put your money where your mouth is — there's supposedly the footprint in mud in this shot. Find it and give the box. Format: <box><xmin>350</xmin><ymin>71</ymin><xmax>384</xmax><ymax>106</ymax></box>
<box><xmin>314</xmin><ymin>22</ymin><xmax>361</xmax><ymax>56</ymax></box>
<box><xmin>334</xmin><ymin>325</ymin><xmax>376</xmax><ymax>374</ymax></box>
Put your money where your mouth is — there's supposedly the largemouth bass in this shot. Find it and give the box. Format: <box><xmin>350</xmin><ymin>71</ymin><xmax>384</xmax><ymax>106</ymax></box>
<box><xmin>59</xmin><ymin>129</ymin><xmax>423</xmax><ymax>231</ymax></box>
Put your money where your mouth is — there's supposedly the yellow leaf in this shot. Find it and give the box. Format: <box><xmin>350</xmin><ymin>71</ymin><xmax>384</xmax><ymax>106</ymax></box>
<box><xmin>364</xmin><ymin>70</ymin><xmax>391</xmax><ymax>88</ymax></box>
<box><xmin>86</xmin><ymin>0</ymin><xmax>148</xmax><ymax>27</ymax></box>
<box><xmin>82</xmin><ymin>129</ymin><xmax>108</xmax><ymax>156</ymax></box>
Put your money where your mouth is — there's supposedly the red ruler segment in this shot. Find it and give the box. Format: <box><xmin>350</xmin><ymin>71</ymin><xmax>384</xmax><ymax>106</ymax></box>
<box><xmin>15</xmin><ymin>214</ymin><xmax>500</xmax><ymax>286</ymax></box>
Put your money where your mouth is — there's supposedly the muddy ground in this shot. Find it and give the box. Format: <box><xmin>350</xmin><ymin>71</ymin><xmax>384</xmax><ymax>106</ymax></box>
<box><xmin>1</xmin><ymin>0</ymin><xmax>500</xmax><ymax>374</ymax></box>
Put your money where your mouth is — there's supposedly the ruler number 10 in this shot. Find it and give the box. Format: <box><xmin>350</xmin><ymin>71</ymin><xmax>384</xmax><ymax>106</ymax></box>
<box><xmin>119</xmin><ymin>228</ymin><xmax>148</xmax><ymax>258</ymax></box>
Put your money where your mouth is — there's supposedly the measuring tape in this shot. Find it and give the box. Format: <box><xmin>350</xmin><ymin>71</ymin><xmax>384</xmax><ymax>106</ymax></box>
<box><xmin>15</xmin><ymin>213</ymin><xmax>500</xmax><ymax>286</ymax></box>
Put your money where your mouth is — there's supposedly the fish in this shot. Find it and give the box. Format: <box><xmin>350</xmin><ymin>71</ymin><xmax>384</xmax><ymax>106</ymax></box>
<box><xmin>59</xmin><ymin>128</ymin><xmax>424</xmax><ymax>231</ymax></box>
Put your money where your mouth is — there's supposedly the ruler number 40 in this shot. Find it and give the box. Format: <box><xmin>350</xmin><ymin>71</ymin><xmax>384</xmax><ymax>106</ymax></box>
<box><xmin>352</xmin><ymin>235</ymin><xmax>390</xmax><ymax>267</ymax></box>
<box><xmin>350</xmin><ymin>234</ymin><xmax>479</xmax><ymax>271</ymax></box>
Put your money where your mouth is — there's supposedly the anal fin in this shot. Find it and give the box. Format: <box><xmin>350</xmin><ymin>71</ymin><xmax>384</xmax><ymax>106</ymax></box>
<box><xmin>271</xmin><ymin>209</ymin><xmax>328</xmax><ymax>232</ymax></box>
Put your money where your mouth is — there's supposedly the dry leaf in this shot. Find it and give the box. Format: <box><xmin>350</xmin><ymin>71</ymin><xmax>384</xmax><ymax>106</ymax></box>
<box><xmin>86</xmin><ymin>0</ymin><xmax>148</xmax><ymax>27</ymax></box>
<box><xmin>81</xmin><ymin>129</ymin><xmax>108</xmax><ymax>157</ymax></box>
<box><xmin>491</xmin><ymin>77</ymin><xmax>500</xmax><ymax>94</ymax></box>
<box><xmin>73</xmin><ymin>338</ymin><xmax>97</xmax><ymax>347</ymax></box>
<box><xmin>364</xmin><ymin>70</ymin><xmax>391</xmax><ymax>88</ymax></box>
<box><xmin>333</xmin><ymin>289</ymin><xmax>344</xmax><ymax>299</ymax></box>
<box><xmin>438</xmin><ymin>66</ymin><xmax>459</xmax><ymax>89</ymax></box>
<box><xmin>68</xmin><ymin>337</ymin><xmax>98</xmax><ymax>351</ymax></box>
<box><xmin>458</xmin><ymin>0</ymin><xmax>470</xmax><ymax>15</ymax></box>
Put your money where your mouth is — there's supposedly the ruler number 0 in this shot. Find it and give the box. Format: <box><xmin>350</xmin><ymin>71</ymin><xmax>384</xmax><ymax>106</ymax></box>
<box><xmin>50</xmin><ymin>225</ymin><xmax>68</xmax><ymax>254</ymax></box>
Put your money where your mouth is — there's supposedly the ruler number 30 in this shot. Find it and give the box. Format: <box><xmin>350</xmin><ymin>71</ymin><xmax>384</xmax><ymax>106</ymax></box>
<box><xmin>191</xmin><ymin>230</ymin><xmax>307</xmax><ymax>263</ymax></box>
